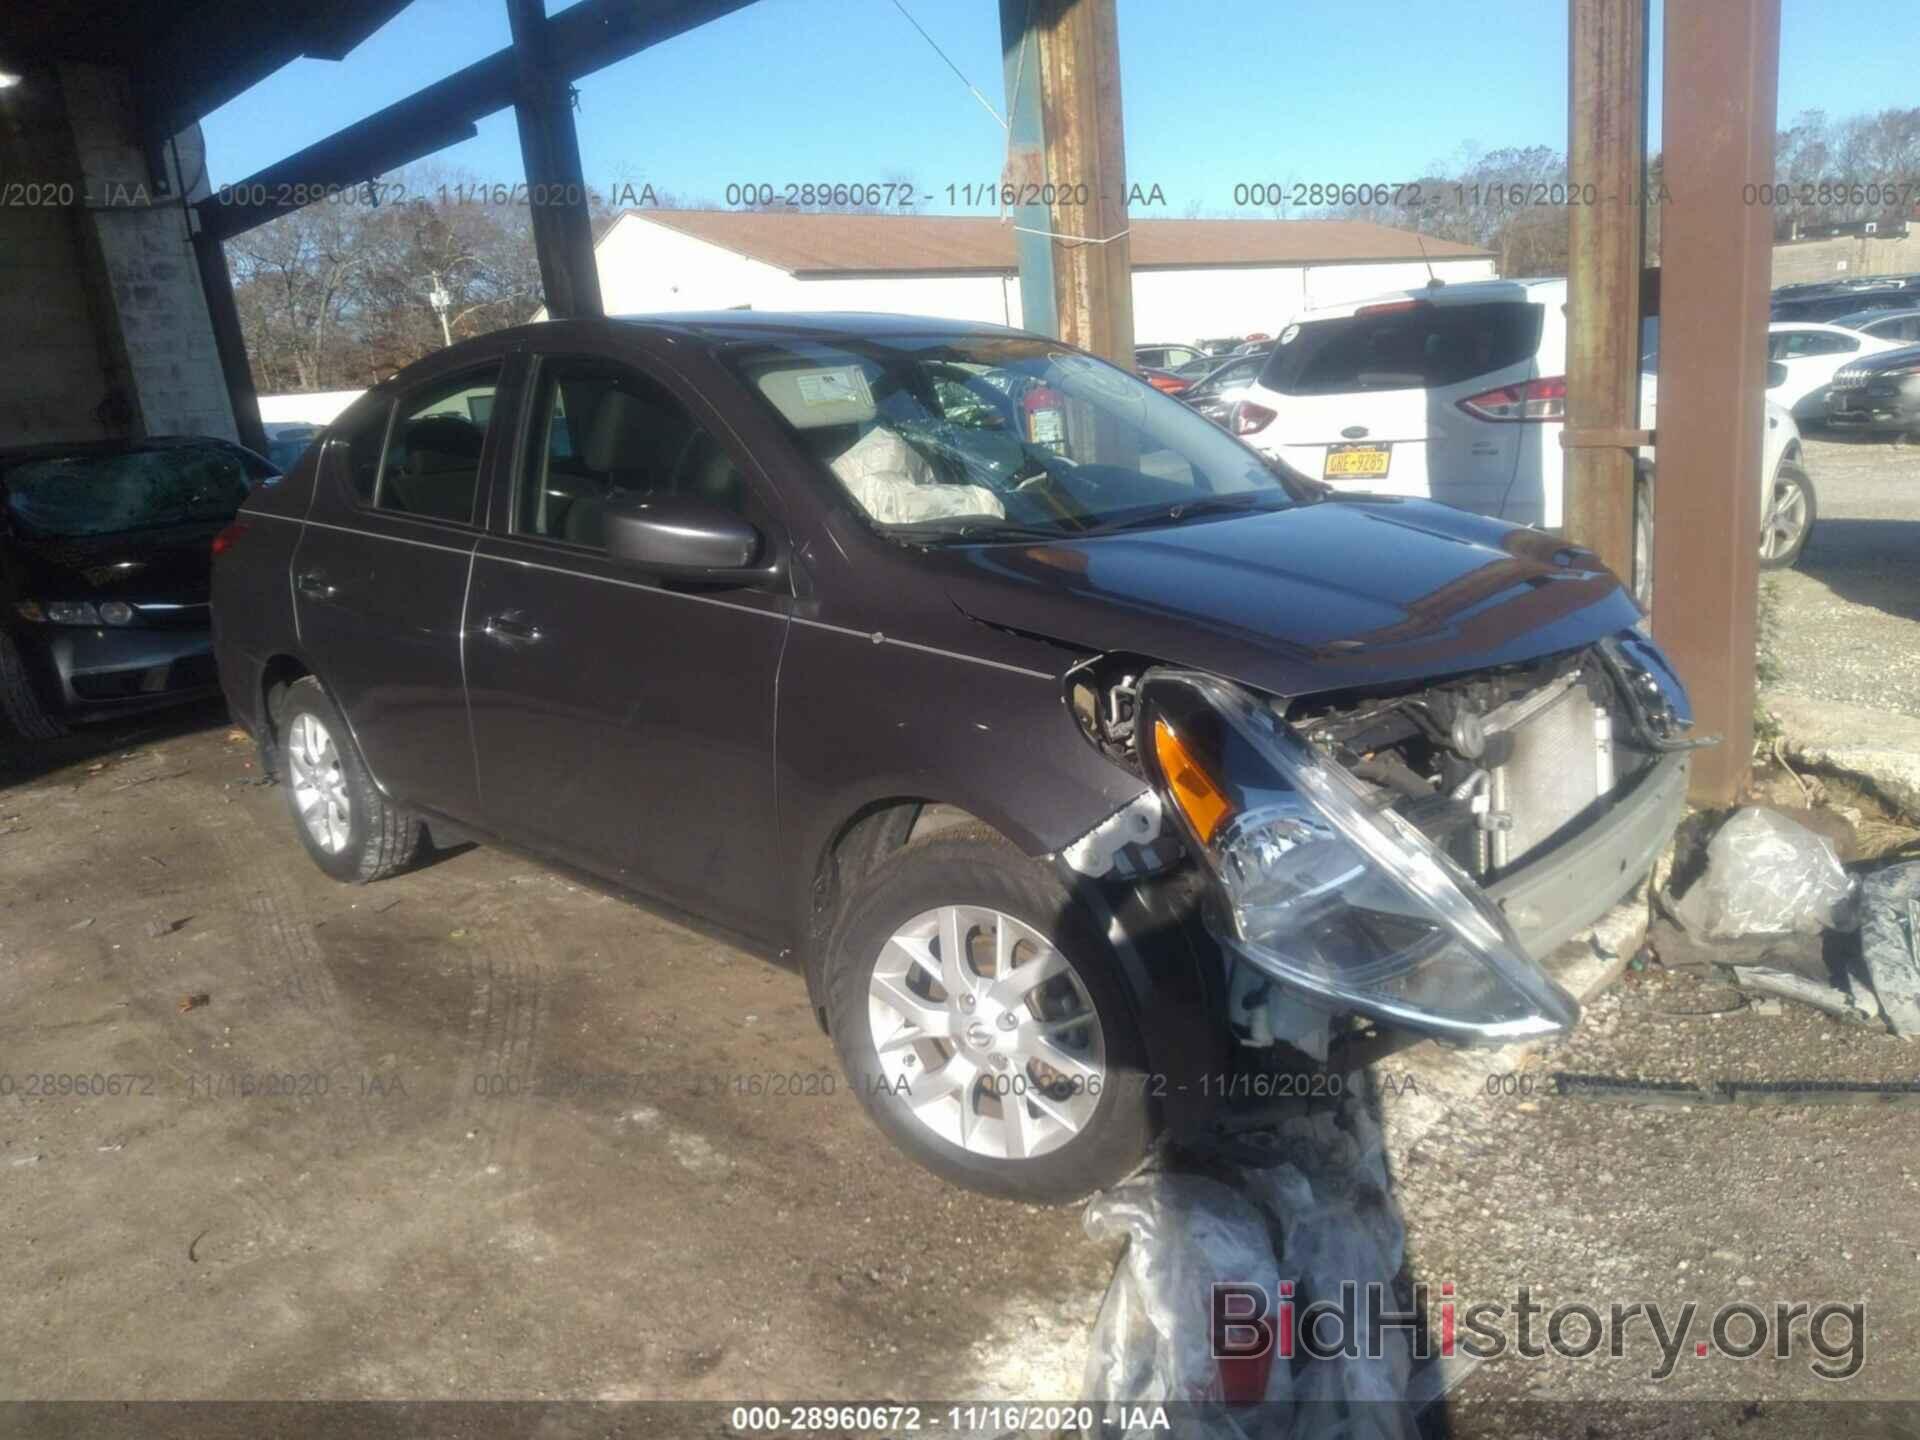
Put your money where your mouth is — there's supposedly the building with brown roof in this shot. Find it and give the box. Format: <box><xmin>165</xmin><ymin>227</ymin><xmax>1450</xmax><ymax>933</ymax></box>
<box><xmin>584</xmin><ymin>210</ymin><xmax>1495</xmax><ymax>343</ymax></box>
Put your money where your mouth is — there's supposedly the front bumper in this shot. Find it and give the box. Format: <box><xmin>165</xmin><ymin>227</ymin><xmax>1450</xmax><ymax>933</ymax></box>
<box><xmin>1487</xmin><ymin>749</ymin><xmax>1689</xmax><ymax>960</ymax></box>
<box><xmin>1827</xmin><ymin>377</ymin><xmax>1920</xmax><ymax>430</ymax></box>
<box><xmin>36</xmin><ymin>623</ymin><xmax>219</xmax><ymax>720</ymax></box>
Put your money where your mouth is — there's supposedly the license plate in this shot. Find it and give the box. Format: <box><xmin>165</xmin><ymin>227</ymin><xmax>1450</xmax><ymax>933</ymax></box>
<box><xmin>1324</xmin><ymin>443</ymin><xmax>1391</xmax><ymax>480</ymax></box>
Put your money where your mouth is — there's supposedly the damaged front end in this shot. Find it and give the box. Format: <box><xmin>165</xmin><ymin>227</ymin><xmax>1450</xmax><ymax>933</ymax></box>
<box><xmin>1055</xmin><ymin>635</ymin><xmax>1701</xmax><ymax>1059</ymax></box>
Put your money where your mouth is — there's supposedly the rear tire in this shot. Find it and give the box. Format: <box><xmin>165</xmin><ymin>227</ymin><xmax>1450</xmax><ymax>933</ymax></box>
<box><xmin>273</xmin><ymin>676</ymin><xmax>423</xmax><ymax>883</ymax></box>
<box><xmin>1758</xmin><ymin>461</ymin><xmax>1816</xmax><ymax>570</ymax></box>
<box><xmin>824</xmin><ymin>825</ymin><xmax>1157</xmax><ymax>1204</ymax></box>
<box><xmin>0</xmin><ymin>630</ymin><xmax>67</xmax><ymax>740</ymax></box>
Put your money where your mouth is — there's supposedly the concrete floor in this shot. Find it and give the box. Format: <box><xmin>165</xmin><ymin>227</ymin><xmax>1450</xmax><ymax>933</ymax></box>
<box><xmin>0</xmin><ymin>709</ymin><xmax>1108</xmax><ymax>1404</ymax></box>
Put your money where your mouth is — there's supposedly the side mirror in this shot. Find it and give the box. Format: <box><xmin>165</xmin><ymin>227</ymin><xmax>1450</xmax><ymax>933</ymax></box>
<box><xmin>604</xmin><ymin>495</ymin><xmax>766</xmax><ymax>578</ymax></box>
<box><xmin>1765</xmin><ymin>361</ymin><xmax>1789</xmax><ymax>389</ymax></box>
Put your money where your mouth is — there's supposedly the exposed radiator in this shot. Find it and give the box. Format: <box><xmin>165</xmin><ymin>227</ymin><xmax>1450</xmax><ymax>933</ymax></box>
<box><xmin>1486</xmin><ymin>674</ymin><xmax>1615</xmax><ymax>870</ymax></box>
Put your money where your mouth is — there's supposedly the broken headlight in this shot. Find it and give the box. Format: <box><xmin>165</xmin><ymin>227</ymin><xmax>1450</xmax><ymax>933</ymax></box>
<box><xmin>1137</xmin><ymin>669</ymin><xmax>1579</xmax><ymax>1042</ymax></box>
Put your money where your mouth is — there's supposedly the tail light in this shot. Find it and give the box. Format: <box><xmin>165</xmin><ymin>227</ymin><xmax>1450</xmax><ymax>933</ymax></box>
<box><xmin>1232</xmin><ymin>401</ymin><xmax>1276</xmax><ymax>435</ymax></box>
<box><xmin>1458</xmin><ymin>375</ymin><xmax>1567</xmax><ymax>422</ymax></box>
<box><xmin>211</xmin><ymin>520</ymin><xmax>251</xmax><ymax>557</ymax></box>
<box><xmin>1145</xmin><ymin>372</ymin><xmax>1189</xmax><ymax>394</ymax></box>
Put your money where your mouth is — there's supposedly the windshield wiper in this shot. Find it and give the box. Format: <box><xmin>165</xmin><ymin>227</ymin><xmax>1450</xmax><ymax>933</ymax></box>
<box><xmin>886</xmin><ymin>519</ymin><xmax>1072</xmax><ymax>545</ymax></box>
<box><xmin>1082</xmin><ymin>491</ymin><xmax>1288</xmax><ymax>534</ymax></box>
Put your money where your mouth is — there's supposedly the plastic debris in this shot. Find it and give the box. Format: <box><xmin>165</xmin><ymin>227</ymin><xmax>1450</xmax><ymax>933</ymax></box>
<box><xmin>1859</xmin><ymin>862</ymin><xmax>1920</xmax><ymax>1038</ymax></box>
<box><xmin>1729</xmin><ymin>966</ymin><xmax>1877</xmax><ymax>1025</ymax></box>
<box><xmin>1083</xmin><ymin>1086</ymin><xmax>1418</xmax><ymax>1440</ymax></box>
<box><xmin>1670</xmin><ymin>807</ymin><xmax>1856</xmax><ymax>939</ymax></box>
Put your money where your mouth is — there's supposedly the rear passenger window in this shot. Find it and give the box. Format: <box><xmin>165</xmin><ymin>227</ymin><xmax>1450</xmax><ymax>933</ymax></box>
<box><xmin>1261</xmin><ymin>302</ymin><xmax>1544</xmax><ymax>395</ymax></box>
<box><xmin>367</xmin><ymin>367</ymin><xmax>501</xmax><ymax>525</ymax></box>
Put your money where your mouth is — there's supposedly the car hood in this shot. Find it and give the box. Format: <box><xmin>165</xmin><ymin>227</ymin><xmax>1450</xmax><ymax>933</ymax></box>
<box><xmin>5</xmin><ymin>520</ymin><xmax>224</xmax><ymax>603</ymax></box>
<box><xmin>935</xmin><ymin>497</ymin><xmax>1642</xmax><ymax>698</ymax></box>
<box><xmin>1838</xmin><ymin>342</ymin><xmax>1920</xmax><ymax>376</ymax></box>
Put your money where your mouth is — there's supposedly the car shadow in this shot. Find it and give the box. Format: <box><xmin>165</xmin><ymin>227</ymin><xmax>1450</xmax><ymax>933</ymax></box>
<box><xmin>0</xmin><ymin>697</ymin><xmax>234</xmax><ymax>793</ymax></box>
<box><xmin>1793</xmin><ymin>516</ymin><xmax>1920</xmax><ymax>623</ymax></box>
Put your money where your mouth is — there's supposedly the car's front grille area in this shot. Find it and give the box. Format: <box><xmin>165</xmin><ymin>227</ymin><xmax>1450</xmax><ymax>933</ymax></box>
<box><xmin>1485</xmin><ymin>675</ymin><xmax>1616</xmax><ymax>872</ymax></box>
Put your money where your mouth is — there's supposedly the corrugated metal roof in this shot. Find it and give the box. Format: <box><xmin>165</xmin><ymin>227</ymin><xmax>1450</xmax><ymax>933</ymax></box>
<box><xmin>624</xmin><ymin>209</ymin><xmax>1491</xmax><ymax>275</ymax></box>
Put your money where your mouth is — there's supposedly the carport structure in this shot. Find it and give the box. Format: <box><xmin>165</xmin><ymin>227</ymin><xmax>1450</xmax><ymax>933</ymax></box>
<box><xmin>0</xmin><ymin>0</ymin><xmax>1775</xmax><ymax>801</ymax></box>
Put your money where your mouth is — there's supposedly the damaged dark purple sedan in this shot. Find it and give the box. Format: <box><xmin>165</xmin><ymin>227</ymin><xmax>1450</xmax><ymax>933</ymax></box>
<box><xmin>211</xmin><ymin>313</ymin><xmax>1697</xmax><ymax>1202</ymax></box>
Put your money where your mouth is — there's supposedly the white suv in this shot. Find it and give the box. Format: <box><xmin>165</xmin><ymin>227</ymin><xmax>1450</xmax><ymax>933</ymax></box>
<box><xmin>1232</xmin><ymin>277</ymin><xmax>1816</xmax><ymax>568</ymax></box>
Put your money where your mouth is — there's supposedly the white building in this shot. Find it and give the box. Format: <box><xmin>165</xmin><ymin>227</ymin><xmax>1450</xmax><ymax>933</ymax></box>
<box><xmin>581</xmin><ymin>210</ymin><xmax>1496</xmax><ymax>340</ymax></box>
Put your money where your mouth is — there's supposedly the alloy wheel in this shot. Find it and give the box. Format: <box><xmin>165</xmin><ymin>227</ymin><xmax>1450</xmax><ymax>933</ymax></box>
<box><xmin>1760</xmin><ymin>476</ymin><xmax>1809</xmax><ymax>561</ymax></box>
<box><xmin>867</xmin><ymin>905</ymin><xmax>1106</xmax><ymax>1160</ymax></box>
<box><xmin>287</xmin><ymin>712</ymin><xmax>352</xmax><ymax>854</ymax></box>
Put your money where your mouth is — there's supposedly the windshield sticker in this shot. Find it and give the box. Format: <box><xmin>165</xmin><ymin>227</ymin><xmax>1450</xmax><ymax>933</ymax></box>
<box><xmin>796</xmin><ymin>367</ymin><xmax>872</xmax><ymax>408</ymax></box>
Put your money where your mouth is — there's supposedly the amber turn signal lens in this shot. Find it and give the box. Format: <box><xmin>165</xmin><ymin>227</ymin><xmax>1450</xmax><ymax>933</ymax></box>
<box><xmin>1152</xmin><ymin>717</ymin><xmax>1233</xmax><ymax>844</ymax></box>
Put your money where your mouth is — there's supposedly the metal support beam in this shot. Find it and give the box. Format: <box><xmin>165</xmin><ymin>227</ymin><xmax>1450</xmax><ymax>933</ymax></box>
<box><xmin>1652</xmin><ymin>0</ymin><xmax>1781</xmax><ymax>803</ymax></box>
<box><xmin>191</xmin><ymin>223</ymin><xmax>269</xmax><ymax>457</ymax></box>
<box><xmin>199</xmin><ymin>0</ymin><xmax>755</xmax><ymax>242</ymax></box>
<box><xmin>997</xmin><ymin>0</ymin><xmax>1132</xmax><ymax>365</ymax></box>
<box><xmin>1563</xmin><ymin>0</ymin><xmax>1647</xmax><ymax>583</ymax></box>
<box><xmin>506</xmin><ymin>0</ymin><xmax>603</xmax><ymax>320</ymax></box>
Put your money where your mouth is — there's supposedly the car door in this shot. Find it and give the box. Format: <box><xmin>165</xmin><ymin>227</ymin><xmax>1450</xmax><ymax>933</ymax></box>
<box><xmin>290</xmin><ymin>359</ymin><xmax>512</xmax><ymax>822</ymax></box>
<box><xmin>462</xmin><ymin>347</ymin><xmax>790</xmax><ymax>931</ymax></box>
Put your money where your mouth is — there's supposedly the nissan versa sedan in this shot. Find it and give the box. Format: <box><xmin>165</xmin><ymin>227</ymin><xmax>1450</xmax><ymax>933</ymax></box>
<box><xmin>211</xmin><ymin>313</ymin><xmax>1700</xmax><ymax>1203</ymax></box>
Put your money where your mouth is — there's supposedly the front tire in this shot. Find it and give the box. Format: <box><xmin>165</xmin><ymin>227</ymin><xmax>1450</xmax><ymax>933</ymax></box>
<box><xmin>1758</xmin><ymin>460</ymin><xmax>1816</xmax><ymax>570</ymax></box>
<box><xmin>0</xmin><ymin>630</ymin><xmax>67</xmax><ymax>740</ymax></box>
<box><xmin>273</xmin><ymin>676</ymin><xmax>423</xmax><ymax>883</ymax></box>
<box><xmin>824</xmin><ymin>825</ymin><xmax>1157</xmax><ymax>1204</ymax></box>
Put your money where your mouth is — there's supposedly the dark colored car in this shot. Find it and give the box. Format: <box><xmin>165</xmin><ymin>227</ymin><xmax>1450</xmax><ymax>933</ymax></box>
<box><xmin>1826</xmin><ymin>342</ymin><xmax>1920</xmax><ymax>436</ymax></box>
<box><xmin>1179</xmin><ymin>351</ymin><xmax>1271</xmax><ymax>427</ymax></box>
<box><xmin>1771</xmin><ymin>283</ymin><xmax>1919</xmax><ymax>323</ymax></box>
<box><xmin>264</xmin><ymin>423</ymin><xmax>323</xmax><ymax>472</ymax></box>
<box><xmin>211</xmin><ymin>313</ymin><xmax>1698</xmax><ymax>1202</ymax></box>
<box><xmin>1</xmin><ymin>435</ymin><xmax>277</xmax><ymax>739</ymax></box>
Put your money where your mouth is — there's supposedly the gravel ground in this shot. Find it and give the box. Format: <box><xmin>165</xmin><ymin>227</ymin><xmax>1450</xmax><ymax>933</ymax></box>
<box><xmin>1765</xmin><ymin>432</ymin><xmax>1920</xmax><ymax>718</ymax></box>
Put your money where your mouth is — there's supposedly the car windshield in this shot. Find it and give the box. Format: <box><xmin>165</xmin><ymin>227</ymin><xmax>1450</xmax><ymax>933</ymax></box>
<box><xmin>2</xmin><ymin>446</ymin><xmax>256</xmax><ymax>538</ymax></box>
<box><xmin>723</xmin><ymin>332</ymin><xmax>1299</xmax><ymax>541</ymax></box>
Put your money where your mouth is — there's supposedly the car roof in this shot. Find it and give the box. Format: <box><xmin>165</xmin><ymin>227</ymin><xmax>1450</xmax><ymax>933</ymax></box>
<box><xmin>1293</xmin><ymin>276</ymin><xmax>1566</xmax><ymax>321</ymax></box>
<box><xmin>605</xmin><ymin>311</ymin><xmax>1028</xmax><ymax>343</ymax></box>
<box><xmin>1768</xmin><ymin>319</ymin><xmax>1876</xmax><ymax>333</ymax></box>
<box><xmin>1831</xmin><ymin>307</ymin><xmax>1920</xmax><ymax>328</ymax></box>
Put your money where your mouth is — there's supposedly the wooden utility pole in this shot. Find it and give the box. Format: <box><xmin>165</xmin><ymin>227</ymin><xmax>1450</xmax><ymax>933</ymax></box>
<box><xmin>998</xmin><ymin>0</ymin><xmax>1133</xmax><ymax>366</ymax></box>
<box><xmin>1562</xmin><ymin>0</ymin><xmax>1648</xmax><ymax>584</ymax></box>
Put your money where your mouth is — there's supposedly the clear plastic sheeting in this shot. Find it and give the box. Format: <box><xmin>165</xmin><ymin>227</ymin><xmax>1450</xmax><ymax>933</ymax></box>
<box><xmin>1671</xmin><ymin>806</ymin><xmax>1857</xmax><ymax>939</ymax></box>
<box><xmin>1082</xmin><ymin>1085</ymin><xmax>1417</xmax><ymax>1440</ymax></box>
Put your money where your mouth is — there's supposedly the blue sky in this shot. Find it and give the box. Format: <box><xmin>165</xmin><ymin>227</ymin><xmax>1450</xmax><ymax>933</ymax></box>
<box><xmin>200</xmin><ymin>0</ymin><xmax>1920</xmax><ymax>213</ymax></box>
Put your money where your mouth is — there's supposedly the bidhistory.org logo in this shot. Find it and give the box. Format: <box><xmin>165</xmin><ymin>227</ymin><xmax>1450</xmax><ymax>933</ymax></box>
<box><xmin>1212</xmin><ymin>1281</ymin><xmax>1865</xmax><ymax>1382</ymax></box>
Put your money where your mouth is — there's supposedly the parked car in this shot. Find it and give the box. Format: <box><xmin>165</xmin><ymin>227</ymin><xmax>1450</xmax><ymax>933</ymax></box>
<box><xmin>1179</xmin><ymin>352</ymin><xmax>1270</xmax><ymax>427</ymax></box>
<box><xmin>264</xmin><ymin>423</ymin><xmax>322</xmax><ymax>472</ymax></box>
<box><xmin>1770</xmin><ymin>283</ymin><xmax>1918</xmax><ymax>323</ymax></box>
<box><xmin>1</xmin><ymin>435</ymin><xmax>277</xmax><ymax>739</ymax></box>
<box><xmin>1231</xmin><ymin>278</ymin><xmax>1817</xmax><ymax>568</ymax></box>
<box><xmin>1134</xmin><ymin>343</ymin><xmax>1205</xmax><ymax>372</ymax></box>
<box><xmin>212</xmin><ymin>312</ymin><xmax>1700</xmax><ymax>1202</ymax></box>
<box><xmin>1829</xmin><ymin>307</ymin><xmax>1920</xmax><ymax>347</ymax></box>
<box><xmin>1826</xmin><ymin>341</ymin><xmax>1920</xmax><ymax>438</ymax></box>
<box><xmin>1765</xmin><ymin>321</ymin><xmax>1903</xmax><ymax>419</ymax></box>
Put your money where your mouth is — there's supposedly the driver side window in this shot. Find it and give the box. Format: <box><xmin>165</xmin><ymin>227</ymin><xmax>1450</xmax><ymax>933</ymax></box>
<box><xmin>517</xmin><ymin>358</ymin><xmax>747</xmax><ymax>549</ymax></box>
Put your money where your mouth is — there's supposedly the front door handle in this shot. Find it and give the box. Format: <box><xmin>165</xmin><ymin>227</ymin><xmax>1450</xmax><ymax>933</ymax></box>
<box><xmin>482</xmin><ymin>612</ymin><xmax>543</xmax><ymax>643</ymax></box>
<box><xmin>296</xmin><ymin>571</ymin><xmax>337</xmax><ymax>600</ymax></box>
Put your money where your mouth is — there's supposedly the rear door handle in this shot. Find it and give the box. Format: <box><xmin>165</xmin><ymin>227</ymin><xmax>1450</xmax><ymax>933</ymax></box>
<box><xmin>296</xmin><ymin>571</ymin><xmax>336</xmax><ymax>600</ymax></box>
<box><xmin>482</xmin><ymin>612</ymin><xmax>543</xmax><ymax>643</ymax></box>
